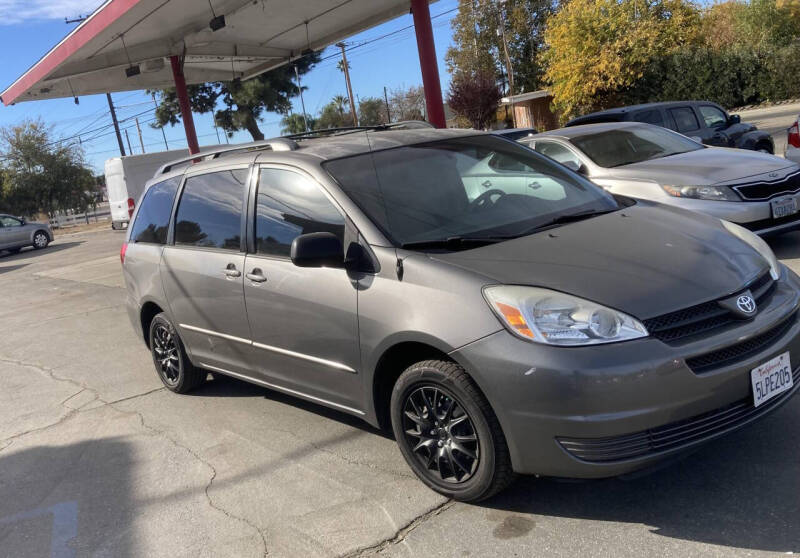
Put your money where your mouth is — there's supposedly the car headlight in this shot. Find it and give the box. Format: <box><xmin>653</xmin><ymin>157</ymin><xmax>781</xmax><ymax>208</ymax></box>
<box><xmin>721</xmin><ymin>220</ymin><xmax>781</xmax><ymax>280</ymax></box>
<box><xmin>661</xmin><ymin>184</ymin><xmax>740</xmax><ymax>201</ymax></box>
<box><xmin>483</xmin><ymin>286</ymin><xmax>648</xmax><ymax>346</ymax></box>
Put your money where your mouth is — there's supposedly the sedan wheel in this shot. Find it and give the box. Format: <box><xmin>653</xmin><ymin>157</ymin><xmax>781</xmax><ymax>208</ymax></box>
<box><xmin>33</xmin><ymin>231</ymin><xmax>49</xmax><ymax>249</ymax></box>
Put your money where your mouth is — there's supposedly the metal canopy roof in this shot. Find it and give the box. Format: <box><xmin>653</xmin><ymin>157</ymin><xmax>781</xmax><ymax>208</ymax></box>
<box><xmin>1</xmin><ymin>0</ymin><xmax>426</xmax><ymax>106</ymax></box>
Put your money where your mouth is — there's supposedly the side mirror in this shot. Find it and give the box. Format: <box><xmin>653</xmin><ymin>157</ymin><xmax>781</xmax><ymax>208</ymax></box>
<box><xmin>728</xmin><ymin>114</ymin><xmax>741</xmax><ymax>125</ymax></box>
<box><xmin>290</xmin><ymin>232</ymin><xmax>344</xmax><ymax>268</ymax></box>
<box><xmin>18</xmin><ymin>217</ymin><xmax>25</xmax><ymax>225</ymax></box>
<box><xmin>561</xmin><ymin>160</ymin><xmax>580</xmax><ymax>172</ymax></box>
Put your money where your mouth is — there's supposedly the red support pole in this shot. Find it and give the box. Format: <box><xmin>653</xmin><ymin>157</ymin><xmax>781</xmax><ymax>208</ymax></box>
<box><xmin>170</xmin><ymin>55</ymin><xmax>200</xmax><ymax>155</ymax></box>
<box><xmin>410</xmin><ymin>0</ymin><xmax>446</xmax><ymax>129</ymax></box>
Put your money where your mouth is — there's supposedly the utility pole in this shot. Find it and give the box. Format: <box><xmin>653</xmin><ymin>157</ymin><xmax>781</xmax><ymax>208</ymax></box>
<box><xmin>152</xmin><ymin>93</ymin><xmax>169</xmax><ymax>150</ymax></box>
<box><xmin>124</xmin><ymin>129</ymin><xmax>133</xmax><ymax>154</ymax></box>
<box><xmin>497</xmin><ymin>3</ymin><xmax>517</xmax><ymax>128</ymax></box>
<box><xmin>106</xmin><ymin>93</ymin><xmax>126</xmax><ymax>156</ymax></box>
<box><xmin>336</xmin><ymin>42</ymin><xmax>358</xmax><ymax>126</ymax></box>
<box><xmin>294</xmin><ymin>65</ymin><xmax>310</xmax><ymax>132</ymax></box>
<box><xmin>135</xmin><ymin>117</ymin><xmax>146</xmax><ymax>154</ymax></box>
<box><xmin>383</xmin><ymin>86</ymin><xmax>392</xmax><ymax>123</ymax></box>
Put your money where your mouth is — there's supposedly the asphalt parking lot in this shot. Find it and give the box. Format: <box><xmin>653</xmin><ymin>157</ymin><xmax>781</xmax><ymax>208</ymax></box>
<box><xmin>1</xmin><ymin>228</ymin><xmax>799</xmax><ymax>557</ymax></box>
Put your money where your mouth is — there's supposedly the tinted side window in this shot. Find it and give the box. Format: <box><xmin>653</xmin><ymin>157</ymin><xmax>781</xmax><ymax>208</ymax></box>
<box><xmin>699</xmin><ymin>105</ymin><xmax>727</xmax><ymax>128</ymax></box>
<box><xmin>255</xmin><ymin>169</ymin><xmax>345</xmax><ymax>257</ymax></box>
<box><xmin>632</xmin><ymin>109</ymin><xmax>664</xmax><ymax>126</ymax></box>
<box><xmin>1</xmin><ymin>216</ymin><xmax>21</xmax><ymax>227</ymax></box>
<box><xmin>669</xmin><ymin>107</ymin><xmax>700</xmax><ymax>133</ymax></box>
<box><xmin>533</xmin><ymin>141</ymin><xmax>582</xmax><ymax>168</ymax></box>
<box><xmin>129</xmin><ymin>177</ymin><xmax>181</xmax><ymax>244</ymax></box>
<box><xmin>174</xmin><ymin>169</ymin><xmax>247</xmax><ymax>251</ymax></box>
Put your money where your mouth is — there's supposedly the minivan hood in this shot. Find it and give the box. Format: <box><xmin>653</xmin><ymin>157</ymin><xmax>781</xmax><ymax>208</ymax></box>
<box><xmin>431</xmin><ymin>202</ymin><xmax>769</xmax><ymax>320</ymax></box>
<box><xmin>612</xmin><ymin>147</ymin><xmax>796</xmax><ymax>185</ymax></box>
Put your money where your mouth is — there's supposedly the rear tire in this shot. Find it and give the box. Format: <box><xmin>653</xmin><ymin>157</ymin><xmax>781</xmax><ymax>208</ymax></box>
<box><xmin>390</xmin><ymin>360</ymin><xmax>515</xmax><ymax>502</ymax></box>
<box><xmin>32</xmin><ymin>231</ymin><xmax>49</xmax><ymax>250</ymax></box>
<box><xmin>755</xmin><ymin>142</ymin><xmax>773</xmax><ymax>154</ymax></box>
<box><xmin>148</xmin><ymin>313</ymin><xmax>206</xmax><ymax>393</ymax></box>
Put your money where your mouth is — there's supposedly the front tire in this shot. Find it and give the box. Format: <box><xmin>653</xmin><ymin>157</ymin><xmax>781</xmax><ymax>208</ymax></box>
<box><xmin>755</xmin><ymin>142</ymin><xmax>773</xmax><ymax>154</ymax></box>
<box><xmin>32</xmin><ymin>231</ymin><xmax>49</xmax><ymax>250</ymax></box>
<box><xmin>390</xmin><ymin>360</ymin><xmax>515</xmax><ymax>502</ymax></box>
<box><xmin>148</xmin><ymin>313</ymin><xmax>206</xmax><ymax>393</ymax></box>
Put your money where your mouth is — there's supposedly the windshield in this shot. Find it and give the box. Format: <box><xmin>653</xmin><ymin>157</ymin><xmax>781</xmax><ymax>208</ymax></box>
<box><xmin>323</xmin><ymin>135</ymin><xmax>619</xmax><ymax>248</ymax></box>
<box><xmin>570</xmin><ymin>125</ymin><xmax>704</xmax><ymax>168</ymax></box>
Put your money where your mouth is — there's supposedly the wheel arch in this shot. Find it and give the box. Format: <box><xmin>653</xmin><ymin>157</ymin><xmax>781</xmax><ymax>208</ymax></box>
<box><xmin>139</xmin><ymin>300</ymin><xmax>165</xmax><ymax>349</ymax></box>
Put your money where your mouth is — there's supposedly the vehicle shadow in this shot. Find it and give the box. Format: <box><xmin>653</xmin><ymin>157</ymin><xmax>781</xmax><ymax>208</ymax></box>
<box><xmin>0</xmin><ymin>438</ymin><xmax>134</xmax><ymax>557</ymax></box>
<box><xmin>481</xmin><ymin>400</ymin><xmax>800</xmax><ymax>553</ymax></box>
<box><xmin>195</xmin><ymin>373</ymin><xmax>391</xmax><ymax>438</ymax></box>
<box><xmin>0</xmin><ymin>241</ymin><xmax>84</xmax><ymax>260</ymax></box>
<box><xmin>768</xmin><ymin>230</ymin><xmax>800</xmax><ymax>260</ymax></box>
<box><xmin>0</xmin><ymin>264</ymin><xmax>28</xmax><ymax>274</ymax></box>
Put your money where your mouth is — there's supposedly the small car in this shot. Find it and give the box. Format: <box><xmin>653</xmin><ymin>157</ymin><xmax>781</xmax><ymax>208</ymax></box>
<box><xmin>521</xmin><ymin>122</ymin><xmax>800</xmax><ymax>236</ymax></box>
<box><xmin>566</xmin><ymin>101</ymin><xmax>774</xmax><ymax>153</ymax></box>
<box><xmin>0</xmin><ymin>214</ymin><xmax>52</xmax><ymax>254</ymax></box>
<box><xmin>122</xmin><ymin>128</ymin><xmax>800</xmax><ymax>502</ymax></box>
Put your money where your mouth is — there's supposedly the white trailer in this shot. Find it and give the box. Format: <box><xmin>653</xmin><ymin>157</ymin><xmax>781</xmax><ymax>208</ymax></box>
<box><xmin>104</xmin><ymin>147</ymin><xmax>219</xmax><ymax>229</ymax></box>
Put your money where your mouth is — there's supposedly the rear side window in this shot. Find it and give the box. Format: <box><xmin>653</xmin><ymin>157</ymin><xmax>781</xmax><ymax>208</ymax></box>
<box><xmin>255</xmin><ymin>168</ymin><xmax>345</xmax><ymax>257</ymax></box>
<box><xmin>129</xmin><ymin>177</ymin><xmax>180</xmax><ymax>244</ymax></box>
<box><xmin>669</xmin><ymin>107</ymin><xmax>700</xmax><ymax>133</ymax></box>
<box><xmin>632</xmin><ymin>109</ymin><xmax>664</xmax><ymax>126</ymax></box>
<box><xmin>533</xmin><ymin>141</ymin><xmax>582</xmax><ymax>168</ymax></box>
<box><xmin>174</xmin><ymin>169</ymin><xmax>247</xmax><ymax>251</ymax></box>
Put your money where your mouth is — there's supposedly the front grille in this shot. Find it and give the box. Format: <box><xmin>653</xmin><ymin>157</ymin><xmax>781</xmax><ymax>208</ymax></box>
<box><xmin>686</xmin><ymin>311</ymin><xmax>797</xmax><ymax>373</ymax></box>
<box><xmin>643</xmin><ymin>272</ymin><xmax>775</xmax><ymax>343</ymax></box>
<box><xmin>557</xmin><ymin>367</ymin><xmax>799</xmax><ymax>463</ymax></box>
<box><xmin>732</xmin><ymin>169</ymin><xmax>800</xmax><ymax>200</ymax></box>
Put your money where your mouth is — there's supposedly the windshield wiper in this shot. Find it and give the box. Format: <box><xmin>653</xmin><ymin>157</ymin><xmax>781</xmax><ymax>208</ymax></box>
<box><xmin>400</xmin><ymin>236</ymin><xmax>507</xmax><ymax>250</ymax></box>
<box><xmin>519</xmin><ymin>208</ymin><xmax>618</xmax><ymax>235</ymax></box>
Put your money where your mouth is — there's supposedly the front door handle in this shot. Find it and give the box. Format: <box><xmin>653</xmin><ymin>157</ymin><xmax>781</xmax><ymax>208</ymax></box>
<box><xmin>224</xmin><ymin>264</ymin><xmax>241</xmax><ymax>278</ymax></box>
<box><xmin>246</xmin><ymin>268</ymin><xmax>267</xmax><ymax>283</ymax></box>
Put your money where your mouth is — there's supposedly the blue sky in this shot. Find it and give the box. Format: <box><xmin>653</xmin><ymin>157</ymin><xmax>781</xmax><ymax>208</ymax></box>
<box><xmin>0</xmin><ymin>0</ymin><xmax>459</xmax><ymax>173</ymax></box>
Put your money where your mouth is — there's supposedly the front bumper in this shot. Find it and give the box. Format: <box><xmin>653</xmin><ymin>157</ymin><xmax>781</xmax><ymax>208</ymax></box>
<box><xmin>451</xmin><ymin>268</ymin><xmax>800</xmax><ymax>478</ymax></box>
<box><xmin>657</xmin><ymin>197</ymin><xmax>800</xmax><ymax>236</ymax></box>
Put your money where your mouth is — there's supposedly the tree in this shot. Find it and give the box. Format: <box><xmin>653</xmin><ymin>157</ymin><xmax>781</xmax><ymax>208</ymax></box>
<box><xmin>0</xmin><ymin>120</ymin><xmax>97</xmax><ymax>217</ymax></box>
<box><xmin>280</xmin><ymin>113</ymin><xmax>316</xmax><ymax>135</ymax></box>
<box><xmin>358</xmin><ymin>97</ymin><xmax>389</xmax><ymax>126</ymax></box>
<box><xmin>315</xmin><ymin>100</ymin><xmax>353</xmax><ymax>129</ymax></box>
<box><xmin>447</xmin><ymin>70</ymin><xmax>501</xmax><ymax>129</ymax></box>
<box><xmin>151</xmin><ymin>52</ymin><xmax>321</xmax><ymax>141</ymax></box>
<box><xmin>389</xmin><ymin>85</ymin><xmax>427</xmax><ymax>121</ymax></box>
<box><xmin>446</xmin><ymin>0</ymin><xmax>556</xmax><ymax>96</ymax></box>
<box><xmin>544</xmin><ymin>0</ymin><xmax>701</xmax><ymax>119</ymax></box>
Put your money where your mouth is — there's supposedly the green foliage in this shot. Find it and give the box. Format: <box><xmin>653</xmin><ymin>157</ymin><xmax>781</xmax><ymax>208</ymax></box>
<box><xmin>150</xmin><ymin>52</ymin><xmax>321</xmax><ymax>141</ymax></box>
<box><xmin>358</xmin><ymin>97</ymin><xmax>389</xmax><ymax>126</ymax></box>
<box><xmin>446</xmin><ymin>0</ymin><xmax>556</xmax><ymax>95</ymax></box>
<box><xmin>280</xmin><ymin>113</ymin><xmax>315</xmax><ymax>135</ymax></box>
<box><xmin>544</xmin><ymin>0</ymin><xmax>702</xmax><ymax>119</ymax></box>
<box><xmin>0</xmin><ymin>120</ymin><xmax>98</xmax><ymax>217</ymax></box>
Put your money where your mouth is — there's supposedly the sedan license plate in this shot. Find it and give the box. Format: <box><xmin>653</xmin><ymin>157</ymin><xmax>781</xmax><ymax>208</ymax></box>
<box><xmin>751</xmin><ymin>352</ymin><xmax>793</xmax><ymax>407</ymax></box>
<box><xmin>770</xmin><ymin>196</ymin><xmax>798</xmax><ymax>219</ymax></box>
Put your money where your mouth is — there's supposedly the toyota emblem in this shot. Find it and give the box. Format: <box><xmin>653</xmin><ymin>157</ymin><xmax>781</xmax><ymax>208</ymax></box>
<box><xmin>736</xmin><ymin>295</ymin><xmax>756</xmax><ymax>314</ymax></box>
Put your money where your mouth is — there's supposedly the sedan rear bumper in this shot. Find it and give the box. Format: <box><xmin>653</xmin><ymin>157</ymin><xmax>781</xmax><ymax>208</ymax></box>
<box><xmin>451</xmin><ymin>268</ymin><xmax>800</xmax><ymax>478</ymax></box>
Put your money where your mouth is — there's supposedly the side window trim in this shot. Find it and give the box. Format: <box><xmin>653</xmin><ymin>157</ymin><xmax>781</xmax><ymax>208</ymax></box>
<box><xmin>247</xmin><ymin>163</ymin><xmax>350</xmax><ymax>258</ymax></box>
<box><xmin>169</xmin><ymin>164</ymin><xmax>251</xmax><ymax>252</ymax></box>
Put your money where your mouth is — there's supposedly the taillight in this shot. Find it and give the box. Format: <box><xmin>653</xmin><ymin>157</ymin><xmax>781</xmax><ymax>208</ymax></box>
<box><xmin>788</xmin><ymin>121</ymin><xmax>800</xmax><ymax>148</ymax></box>
<box><xmin>120</xmin><ymin>242</ymin><xmax>128</xmax><ymax>265</ymax></box>
<box><xmin>127</xmin><ymin>198</ymin><xmax>135</xmax><ymax>218</ymax></box>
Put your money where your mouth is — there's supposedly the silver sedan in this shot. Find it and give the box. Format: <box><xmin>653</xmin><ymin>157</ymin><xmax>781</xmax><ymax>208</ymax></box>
<box><xmin>0</xmin><ymin>214</ymin><xmax>52</xmax><ymax>253</ymax></box>
<box><xmin>520</xmin><ymin>122</ymin><xmax>800</xmax><ymax>235</ymax></box>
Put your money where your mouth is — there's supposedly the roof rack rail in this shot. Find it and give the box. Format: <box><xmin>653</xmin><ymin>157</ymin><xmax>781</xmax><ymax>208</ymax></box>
<box><xmin>282</xmin><ymin>120</ymin><xmax>434</xmax><ymax>140</ymax></box>
<box><xmin>154</xmin><ymin>137</ymin><xmax>298</xmax><ymax>176</ymax></box>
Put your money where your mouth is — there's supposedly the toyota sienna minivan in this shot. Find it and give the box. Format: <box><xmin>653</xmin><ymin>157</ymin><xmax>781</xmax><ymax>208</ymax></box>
<box><xmin>122</xmin><ymin>128</ymin><xmax>800</xmax><ymax>502</ymax></box>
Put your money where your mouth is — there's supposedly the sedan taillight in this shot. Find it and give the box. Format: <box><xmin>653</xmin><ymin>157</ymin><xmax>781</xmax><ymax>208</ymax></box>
<box><xmin>127</xmin><ymin>198</ymin><xmax>135</xmax><ymax>218</ymax></box>
<box><xmin>120</xmin><ymin>242</ymin><xmax>128</xmax><ymax>265</ymax></box>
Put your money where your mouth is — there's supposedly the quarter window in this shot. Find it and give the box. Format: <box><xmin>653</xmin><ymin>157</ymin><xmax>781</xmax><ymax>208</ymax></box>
<box><xmin>129</xmin><ymin>177</ymin><xmax>181</xmax><ymax>244</ymax></box>
<box><xmin>669</xmin><ymin>107</ymin><xmax>700</xmax><ymax>133</ymax></box>
<box><xmin>255</xmin><ymin>169</ymin><xmax>345</xmax><ymax>257</ymax></box>
<box><xmin>174</xmin><ymin>169</ymin><xmax>247</xmax><ymax>251</ymax></box>
<box><xmin>699</xmin><ymin>105</ymin><xmax>727</xmax><ymax>128</ymax></box>
<box><xmin>0</xmin><ymin>216</ymin><xmax>21</xmax><ymax>227</ymax></box>
<box><xmin>533</xmin><ymin>141</ymin><xmax>582</xmax><ymax>168</ymax></box>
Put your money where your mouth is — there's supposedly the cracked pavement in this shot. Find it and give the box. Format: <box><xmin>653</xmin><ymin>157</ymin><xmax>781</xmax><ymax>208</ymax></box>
<box><xmin>1</xmin><ymin>228</ymin><xmax>799</xmax><ymax>557</ymax></box>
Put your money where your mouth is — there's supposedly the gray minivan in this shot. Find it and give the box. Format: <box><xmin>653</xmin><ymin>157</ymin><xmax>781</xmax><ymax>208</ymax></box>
<box><xmin>122</xmin><ymin>129</ymin><xmax>800</xmax><ymax>502</ymax></box>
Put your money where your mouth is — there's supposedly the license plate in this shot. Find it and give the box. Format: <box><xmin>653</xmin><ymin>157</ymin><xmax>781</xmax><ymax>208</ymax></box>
<box><xmin>751</xmin><ymin>351</ymin><xmax>793</xmax><ymax>407</ymax></box>
<box><xmin>770</xmin><ymin>196</ymin><xmax>798</xmax><ymax>219</ymax></box>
